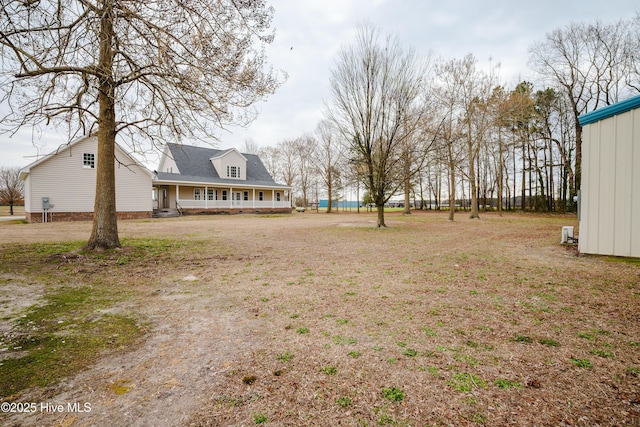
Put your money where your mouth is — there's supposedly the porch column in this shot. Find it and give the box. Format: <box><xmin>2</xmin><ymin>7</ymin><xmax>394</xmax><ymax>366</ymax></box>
<box><xmin>252</xmin><ymin>189</ymin><xmax>255</xmax><ymax>208</ymax></box>
<box><xmin>272</xmin><ymin>189</ymin><xmax>275</xmax><ymax>208</ymax></box>
<box><xmin>176</xmin><ymin>184</ymin><xmax>180</xmax><ymax>209</ymax></box>
<box><xmin>230</xmin><ymin>187</ymin><xmax>233</xmax><ymax>208</ymax></box>
<box><xmin>205</xmin><ymin>186</ymin><xmax>208</xmax><ymax>208</ymax></box>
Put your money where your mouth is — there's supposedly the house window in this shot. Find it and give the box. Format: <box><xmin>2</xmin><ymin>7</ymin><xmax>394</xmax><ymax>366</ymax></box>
<box><xmin>276</xmin><ymin>192</ymin><xmax>281</xmax><ymax>202</ymax></box>
<box><xmin>226</xmin><ymin>165</ymin><xmax>240</xmax><ymax>178</ymax></box>
<box><xmin>83</xmin><ymin>153</ymin><xmax>95</xmax><ymax>169</ymax></box>
<box><xmin>166</xmin><ymin>167</ymin><xmax>173</xmax><ymax>173</ymax></box>
<box><xmin>194</xmin><ymin>188</ymin><xmax>201</xmax><ymax>200</ymax></box>
<box><xmin>222</xmin><ymin>190</ymin><xmax>228</xmax><ymax>201</ymax></box>
<box><xmin>243</xmin><ymin>191</ymin><xmax>249</xmax><ymax>201</ymax></box>
<box><xmin>258</xmin><ymin>191</ymin><xmax>264</xmax><ymax>201</ymax></box>
<box><xmin>207</xmin><ymin>189</ymin><xmax>214</xmax><ymax>200</ymax></box>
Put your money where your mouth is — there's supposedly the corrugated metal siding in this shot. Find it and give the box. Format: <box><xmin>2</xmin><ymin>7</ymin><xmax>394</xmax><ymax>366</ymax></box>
<box><xmin>631</xmin><ymin>111</ymin><xmax>640</xmax><ymax>257</ymax></box>
<box><xmin>579</xmin><ymin>108</ymin><xmax>640</xmax><ymax>257</ymax></box>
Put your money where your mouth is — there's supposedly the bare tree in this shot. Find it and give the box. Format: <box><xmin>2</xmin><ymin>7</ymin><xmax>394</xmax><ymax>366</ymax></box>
<box><xmin>529</xmin><ymin>19</ymin><xmax>636</xmax><ymax>203</ymax></box>
<box><xmin>313</xmin><ymin>120</ymin><xmax>344</xmax><ymax>213</ymax></box>
<box><xmin>258</xmin><ymin>145</ymin><xmax>282</xmax><ymax>183</ymax></box>
<box><xmin>293</xmin><ymin>134</ymin><xmax>315</xmax><ymax>208</ymax></box>
<box><xmin>436</xmin><ymin>54</ymin><xmax>493</xmax><ymax>219</ymax></box>
<box><xmin>1</xmin><ymin>0</ymin><xmax>282</xmax><ymax>249</ymax></box>
<box><xmin>327</xmin><ymin>24</ymin><xmax>431</xmax><ymax>227</ymax></box>
<box><xmin>240</xmin><ymin>138</ymin><xmax>260</xmax><ymax>155</ymax></box>
<box><xmin>0</xmin><ymin>166</ymin><xmax>23</xmax><ymax>215</ymax></box>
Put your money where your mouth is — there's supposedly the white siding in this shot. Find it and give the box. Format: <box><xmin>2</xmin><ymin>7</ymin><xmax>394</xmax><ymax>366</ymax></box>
<box><xmin>158</xmin><ymin>147</ymin><xmax>179</xmax><ymax>173</ymax></box>
<box><xmin>579</xmin><ymin>108</ymin><xmax>640</xmax><ymax>257</ymax></box>
<box><xmin>26</xmin><ymin>136</ymin><xmax>152</xmax><ymax>214</ymax></box>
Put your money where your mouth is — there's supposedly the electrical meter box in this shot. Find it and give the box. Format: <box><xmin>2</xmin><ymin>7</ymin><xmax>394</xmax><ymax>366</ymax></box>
<box><xmin>42</xmin><ymin>197</ymin><xmax>50</xmax><ymax>210</ymax></box>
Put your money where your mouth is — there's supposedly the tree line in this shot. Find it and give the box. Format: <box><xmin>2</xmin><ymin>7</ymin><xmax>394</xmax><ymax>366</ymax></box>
<box><xmin>257</xmin><ymin>15</ymin><xmax>640</xmax><ymax>226</ymax></box>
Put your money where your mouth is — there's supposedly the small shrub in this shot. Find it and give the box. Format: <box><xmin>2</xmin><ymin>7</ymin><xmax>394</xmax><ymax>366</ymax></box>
<box><xmin>512</xmin><ymin>335</ymin><xmax>533</xmax><ymax>344</ymax></box>
<box><xmin>347</xmin><ymin>351</ymin><xmax>361</xmax><ymax>358</ymax></box>
<box><xmin>296</xmin><ymin>327</ymin><xmax>310</xmax><ymax>334</ymax></box>
<box><xmin>381</xmin><ymin>386</ymin><xmax>405</xmax><ymax>402</ymax></box>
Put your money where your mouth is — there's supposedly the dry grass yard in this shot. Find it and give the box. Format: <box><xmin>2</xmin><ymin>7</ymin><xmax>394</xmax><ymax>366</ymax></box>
<box><xmin>0</xmin><ymin>211</ymin><xmax>639</xmax><ymax>426</ymax></box>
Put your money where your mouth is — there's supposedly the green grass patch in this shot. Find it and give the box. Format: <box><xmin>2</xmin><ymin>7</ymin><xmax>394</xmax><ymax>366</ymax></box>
<box><xmin>590</xmin><ymin>349</ymin><xmax>614</xmax><ymax>358</ymax></box>
<box><xmin>569</xmin><ymin>357</ymin><xmax>593</xmax><ymax>368</ymax></box>
<box><xmin>0</xmin><ymin>286</ymin><xmax>142</xmax><ymax>396</ymax></box>
<box><xmin>538</xmin><ymin>338</ymin><xmax>560</xmax><ymax>347</ymax></box>
<box><xmin>494</xmin><ymin>378</ymin><xmax>523</xmax><ymax>389</ymax></box>
<box><xmin>320</xmin><ymin>365</ymin><xmax>337</xmax><ymax>375</ymax></box>
<box><xmin>332</xmin><ymin>335</ymin><xmax>356</xmax><ymax>345</ymax></box>
<box><xmin>402</xmin><ymin>348</ymin><xmax>418</xmax><ymax>357</ymax></box>
<box><xmin>277</xmin><ymin>351</ymin><xmax>294</xmax><ymax>362</ymax></box>
<box><xmin>381</xmin><ymin>386</ymin><xmax>405</xmax><ymax>402</ymax></box>
<box><xmin>511</xmin><ymin>335</ymin><xmax>533</xmax><ymax>344</ymax></box>
<box><xmin>446</xmin><ymin>372</ymin><xmax>487</xmax><ymax>392</ymax></box>
<box><xmin>336</xmin><ymin>396</ymin><xmax>353</xmax><ymax>408</ymax></box>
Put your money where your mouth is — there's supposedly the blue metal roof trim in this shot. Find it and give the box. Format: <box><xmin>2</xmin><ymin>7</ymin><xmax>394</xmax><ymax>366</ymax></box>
<box><xmin>578</xmin><ymin>95</ymin><xmax>640</xmax><ymax>126</ymax></box>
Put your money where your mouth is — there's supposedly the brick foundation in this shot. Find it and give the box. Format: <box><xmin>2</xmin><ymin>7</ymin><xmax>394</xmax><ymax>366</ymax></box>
<box><xmin>26</xmin><ymin>211</ymin><xmax>152</xmax><ymax>223</ymax></box>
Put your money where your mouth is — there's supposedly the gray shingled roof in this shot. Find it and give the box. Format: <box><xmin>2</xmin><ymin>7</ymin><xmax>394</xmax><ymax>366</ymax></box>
<box><xmin>154</xmin><ymin>143</ymin><xmax>288</xmax><ymax>188</ymax></box>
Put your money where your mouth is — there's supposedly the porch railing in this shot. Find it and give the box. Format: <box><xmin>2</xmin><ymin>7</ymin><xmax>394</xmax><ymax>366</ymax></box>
<box><xmin>176</xmin><ymin>200</ymin><xmax>290</xmax><ymax>209</ymax></box>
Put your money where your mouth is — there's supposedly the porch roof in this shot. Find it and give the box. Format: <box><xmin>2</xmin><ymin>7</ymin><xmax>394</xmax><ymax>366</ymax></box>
<box><xmin>153</xmin><ymin>173</ymin><xmax>290</xmax><ymax>189</ymax></box>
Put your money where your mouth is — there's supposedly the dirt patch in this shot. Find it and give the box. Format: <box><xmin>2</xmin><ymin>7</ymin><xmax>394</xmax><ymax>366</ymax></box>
<box><xmin>1</xmin><ymin>211</ymin><xmax>639</xmax><ymax>426</ymax></box>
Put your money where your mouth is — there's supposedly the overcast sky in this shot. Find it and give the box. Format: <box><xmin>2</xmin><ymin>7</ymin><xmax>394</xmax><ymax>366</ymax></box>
<box><xmin>2</xmin><ymin>0</ymin><xmax>638</xmax><ymax>169</ymax></box>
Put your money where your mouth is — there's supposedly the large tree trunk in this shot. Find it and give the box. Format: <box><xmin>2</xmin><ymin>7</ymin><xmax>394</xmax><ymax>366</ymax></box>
<box><xmin>85</xmin><ymin>0</ymin><xmax>120</xmax><ymax>250</ymax></box>
<box><xmin>403</xmin><ymin>174</ymin><xmax>411</xmax><ymax>215</ymax></box>
<box><xmin>376</xmin><ymin>203</ymin><xmax>386</xmax><ymax>227</ymax></box>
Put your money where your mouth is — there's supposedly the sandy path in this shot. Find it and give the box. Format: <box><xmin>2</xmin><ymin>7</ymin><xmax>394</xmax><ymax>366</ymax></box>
<box><xmin>4</xmin><ymin>274</ymin><xmax>262</xmax><ymax>427</ymax></box>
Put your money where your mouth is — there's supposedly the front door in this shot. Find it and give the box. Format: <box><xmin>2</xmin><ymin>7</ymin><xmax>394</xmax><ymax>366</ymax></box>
<box><xmin>232</xmin><ymin>192</ymin><xmax>242</xmax><ymax>207</ymax></box>
<box><xmin>161</xmin><ymin>188</ymin><xmax>169</xmax><ymax>209</ymax></box>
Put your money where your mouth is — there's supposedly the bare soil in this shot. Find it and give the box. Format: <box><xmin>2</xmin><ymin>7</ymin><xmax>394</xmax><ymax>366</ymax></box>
<box><xmin>1</xmin><ymin>211</ymin><xmax>639</xmax><ymax>426</ymax></box>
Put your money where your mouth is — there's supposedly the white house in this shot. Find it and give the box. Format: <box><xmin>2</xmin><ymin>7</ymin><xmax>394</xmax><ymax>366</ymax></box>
<box><xmin>578</xmin><ymin>95</ymin><xmax>640</xmax><ymax>258</ymax></box>
<box><xmin>153</xmin><ymin>143</ymin><xmax>291</xmax><ymax>215</ymax></box>
<box><xmin>19</xmin><ymin>135</ymin><xmax>154</xmax><ymax>223</ymax></box>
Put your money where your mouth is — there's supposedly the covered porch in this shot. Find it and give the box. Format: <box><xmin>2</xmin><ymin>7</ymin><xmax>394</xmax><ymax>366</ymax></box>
<box><xmin>153</xmin><ymin>183</ymin><xmax>291</xmax><ymax>214</ymax></box>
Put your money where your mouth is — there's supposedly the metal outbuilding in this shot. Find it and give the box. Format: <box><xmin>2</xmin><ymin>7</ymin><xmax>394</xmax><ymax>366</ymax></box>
<box><xmin>578</xmin><ymin>95</ymin><xmax>640</xmax><ymax>258</ymax></box>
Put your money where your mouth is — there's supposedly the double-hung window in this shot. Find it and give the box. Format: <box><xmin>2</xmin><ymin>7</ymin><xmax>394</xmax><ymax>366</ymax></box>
<box><xmin>83</xmin><ymin>153</ymin><xmax>95</xmax><ymax>169</ymax></box>
<box><xmin>226</xmin><ymin>165</ymin><xmax>240</xmax><ymax>178</ymax></box>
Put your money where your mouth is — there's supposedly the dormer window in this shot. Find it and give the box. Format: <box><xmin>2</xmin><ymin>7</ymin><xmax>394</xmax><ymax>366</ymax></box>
<box><xmin>227</xmin><ymin>165</ymin><xmax>240</xmax><ymax>178</ymax></box>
